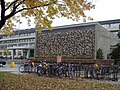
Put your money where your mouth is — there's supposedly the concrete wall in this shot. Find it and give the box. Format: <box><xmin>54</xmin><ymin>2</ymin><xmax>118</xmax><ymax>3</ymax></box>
<box><xmin>36</xmin><ymin>24</ymin><xmax>96</xmax><ymax>59</ymax></box>
<box><xmin>35</xmin><ymin>23</ymin><xmax>119</xmax><ymax>60</ymax></box>
<box><xmin>95</xmin><ymin>24</ymin><xmax>119</xmax><ymax>59</ymax></box>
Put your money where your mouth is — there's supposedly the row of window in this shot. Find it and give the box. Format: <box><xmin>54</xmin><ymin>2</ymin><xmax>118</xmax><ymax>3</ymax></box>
<box><xmin>0</xmin><ymin>50</ymin><xmax>22</xmax><ymax>56</ymax></box>
<box><xmin>0</xmin><ymin>39</ymin><xmax>35</xmax><ymax>43</ymax></box>
<box><xmin>2</xmin><ymin>33</ymin><xmax>35</xmax><ymax>39</ymax></box>
<box><xmin>8</xmin><ymin>44</ymin><xmax>34</xmax><ymax>47</ymax></box>
<box><xmin>0</xmin><ymin>44</ymin><xmax>34</xmax><ymax>49</ymax></box>
<box><xmin>102</xmin><ymin>23</ymin><xmax>120</xmax><ymax>30</ymax></box>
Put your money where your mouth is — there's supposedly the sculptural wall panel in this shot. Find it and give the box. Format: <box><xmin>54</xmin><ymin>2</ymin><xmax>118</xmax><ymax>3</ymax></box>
<box><xmin>36</xmin><ymin>26</ymin><xmax>95</xmax><ymax>58</ymax></box>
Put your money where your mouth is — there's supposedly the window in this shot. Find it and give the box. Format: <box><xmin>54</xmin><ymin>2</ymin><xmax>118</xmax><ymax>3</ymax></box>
<box><xmin>20</xmin><ymin>34</ymin><xmax>24</xmax><ymax>36</ymax></box>
<box><xmin>4</xmin><ymin>52</ymin><xmax>7</xmax><ymax>56</ymax></box>
<box><xmin>18</xmin><ymin>51</ymin><xmax>21</xmax><ymax>55</ymax></box>
<box><xmin>110</xmin><ymin>23</ymin><xmax>120</xmax><ymax>29</ymax></box>
<box><xmin>102</xmin><ymin>24</ymin><xmax>110</xmax><ymax>29</ymax></box>
<box><xmin>25</xmin><ymin>34</ymin><xmax>28</xmax><ymax>36</ymax></box>
<box><xmin>32</xmin><ymin>39</ymin><xmax>35</xmax><ymax>41</ymax></box>
<box><xmin>3</xmin><ymin>36</ymin><xmax>7</xmax><ymax>39</ymax></box>
<box><xmin>8</xmin><ymin>52</ymin><xmax>11</xmax><ymax>55</ymax></box>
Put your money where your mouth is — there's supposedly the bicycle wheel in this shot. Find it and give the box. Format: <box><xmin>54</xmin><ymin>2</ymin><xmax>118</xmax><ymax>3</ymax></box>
<box><xmin>58</xmin><ymin>68</ymin><xmax>63</xmax><ymax>78</ymax></box>
<box><xmin>19</xmin><ymin>65</ymin><xmax>25</xmax><ymax>73</ymax></box>
<box><xmin>26</xmin><ymin>65</ymin><xmax>32</xmax><ymax>73</ymax></box>
<box><xmin>37</xmin><ymin>67</ymin><xmax>43</xmax><ymax>76</ymax></box>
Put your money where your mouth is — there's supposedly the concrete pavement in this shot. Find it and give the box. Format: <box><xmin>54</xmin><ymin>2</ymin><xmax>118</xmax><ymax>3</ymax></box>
<box><xmin>0</xmin><ymin>59</ymin><xmax>24</xmax><ymax>74</ymax></box>
<box><xmin>6</xmin><ymin>59</ymin><xmax>25</xmax><ymax>64</ymax></box>
<box><xmin>0</xmin><ymin>64</ymin><xmax>21</xmax><ymax>72</ymax></box>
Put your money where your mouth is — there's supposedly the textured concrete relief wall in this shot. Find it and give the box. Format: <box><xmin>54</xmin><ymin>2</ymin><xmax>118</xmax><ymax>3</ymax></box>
<box><xmin>36</xmin><ymin>26</ymin><xmax>95</xmax><ymax>58</ymax></box>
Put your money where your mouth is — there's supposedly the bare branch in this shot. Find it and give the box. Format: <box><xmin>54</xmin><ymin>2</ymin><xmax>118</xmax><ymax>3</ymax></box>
<box><xmin>5</xmin><ymin>0</ymin><xmax>57</xmax><ymax>20</ymax></box>
<box><xmin>5</xmin><ymin>0</ymin><xmax>26</xmax><ymax>20</ymax></box>
<box><xmin>14</xmin><ymin>1</ymin><xmax>57</xmax><ymax>15</ymax></box>
<box><xmin>5</xmin><ymin>0</ymin><xmax>19</xmax><ymax>11</ymax></box>
<box><xmin>14</xmin><ymin>0</ymin><xmax>26</xmax><ymax>9</ymax></box>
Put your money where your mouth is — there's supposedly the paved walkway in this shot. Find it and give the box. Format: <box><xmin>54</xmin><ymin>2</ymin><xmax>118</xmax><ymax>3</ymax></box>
<box><xmin>0</xmin><ymin>63</ymin><xmax>24</xmax><ymax>75</ymax></box>
<box><xmin>6</xmin><ymin>59</ymin><xmax>25</xmax><ymax>64</ymax></box>
<box><xmin>0</xmin><ymin>64</ymin><xmax>20</xmax><ymax>72</ymax></box>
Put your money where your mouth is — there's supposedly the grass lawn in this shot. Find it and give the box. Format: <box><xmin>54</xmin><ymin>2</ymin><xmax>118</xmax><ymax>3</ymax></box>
<box><xmin>0</xmin><ymin>72</ymin><xmax>120</xmax><ymax>90</ymax></box>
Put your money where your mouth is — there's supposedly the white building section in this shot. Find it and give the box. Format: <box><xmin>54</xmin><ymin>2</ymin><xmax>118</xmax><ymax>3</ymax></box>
<box><xmin>0</xmin><ymin>28</ymin><xmax>36</xmax><ymax>59</ymax></box>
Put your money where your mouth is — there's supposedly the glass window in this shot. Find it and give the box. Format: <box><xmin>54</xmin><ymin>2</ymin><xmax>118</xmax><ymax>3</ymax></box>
<box><xmin>110</xmin><ymin>23</ymin><xmax>120</xmax><ymax>29</ymax></box>
<box><xmin>8</xmin><ymin>52</ymin><xmax>11</xmax><ymax>55</ymax></box>
<box><xmin>102</xmin><ymin>24</ymin><xmax>110</xmax><ymax>29</ymax></box>
<box><xmin>32</xmin><ymin>39</ymin><xmax>34</xmax><ymax>41</ymax></box>
<box><xmin>4</xmin><ymin>52</ymin><xmax>7</xmax><ymax>56</ymax></box>
<box><xmin>25</xmin><ymin>34</ymin><xmax>28</xmax><ymax>36</ymax></box>
<box><xmin>18</xmin><ymin>51</ymin><xmax>21</xmax><ymax>55</ymax></box>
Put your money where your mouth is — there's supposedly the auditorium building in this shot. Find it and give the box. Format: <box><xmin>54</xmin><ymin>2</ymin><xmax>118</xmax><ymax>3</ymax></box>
<box><xmin>35</xmin><ymin>22</ymin><xmax>119</xmax><ymax>59</ymax></box>
<box><xmin>0</xmin><ymin>19</ymin><xmax>120</xmax><ymax>59</ymax></box>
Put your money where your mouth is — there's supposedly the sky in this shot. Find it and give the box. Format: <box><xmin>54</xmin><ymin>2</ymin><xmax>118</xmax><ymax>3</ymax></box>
<box><xmin>18</xmin><ymin>0</ymin><xmax>120</xmax><ymax>29</ymax></box>
<box><xmin>52</xmin><ymin>0</ymin><xmax>120</xmax><ymax>26</ymax></box>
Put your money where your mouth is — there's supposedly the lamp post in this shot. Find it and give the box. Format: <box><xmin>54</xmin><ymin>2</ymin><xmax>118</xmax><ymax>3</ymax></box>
<box><xmin>17</xmin><ymin>16</ymin><xmax>21</xmax><ymax>47</ymax></box>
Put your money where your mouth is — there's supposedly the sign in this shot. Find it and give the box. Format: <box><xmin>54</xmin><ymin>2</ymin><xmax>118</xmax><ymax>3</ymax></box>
<box><xmin>57</xmin><ymin>56</ymin><xmax>62</xmax><ymax>62</ymax></box>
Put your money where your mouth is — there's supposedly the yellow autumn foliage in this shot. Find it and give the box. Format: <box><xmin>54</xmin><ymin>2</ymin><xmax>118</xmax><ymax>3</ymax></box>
<box><xmin>0</xmin><ymin>0</ymin><xmax>95</xmax><ymax>34</ymax></box>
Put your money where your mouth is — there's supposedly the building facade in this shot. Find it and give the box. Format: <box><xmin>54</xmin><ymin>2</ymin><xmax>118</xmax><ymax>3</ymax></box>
<box><xmin>98</xmin><ymin>19</ymin><xmax>120</xmax><ymax>35</ymax></box>
<box><xmin>0</xmin><ymin>28</ymin><xmax>36</xmax><ymax>59</ymax></box>
<box><xmin>0</xmin><ymin>19</ymin><xmax>120</xmax><ymax>59</ymax></box>
<box><xmin>36</xmin><ymin>23</ymin><xmax>119</xmax><ymax>59</ymax></box>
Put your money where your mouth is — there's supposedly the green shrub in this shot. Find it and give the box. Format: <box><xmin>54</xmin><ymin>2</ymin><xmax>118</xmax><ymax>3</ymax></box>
<box><xmin>96</xmin><ymin>48</ymin><xmax>103</xmax><ymax>59</ymax></box>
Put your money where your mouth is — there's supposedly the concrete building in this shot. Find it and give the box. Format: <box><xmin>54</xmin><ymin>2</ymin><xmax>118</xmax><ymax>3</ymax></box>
<box><xmin>0</xmin><ymin>28</ymin><xmax>36</xmax><ymax>59</ymax></box>
<box><xmin>98</xmin><ymin>19</ymin><xmax>120</xmax><ymax>35</ymax></box>
<box><xmin>0</xmin><ymin>19</ymin><xmax>120</xmax><ymax>59</ymax></box>
<box><xmin>36</xmin><ymin>23</ymin><xmax>119</xmax><ymax>59</ymax></box>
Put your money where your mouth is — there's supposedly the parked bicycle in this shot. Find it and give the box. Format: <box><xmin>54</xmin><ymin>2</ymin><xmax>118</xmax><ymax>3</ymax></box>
<box><xmin>19</xmin><ymin>60</ymin><xmax>119</xmax><ymax>81</ymax></box>
<box><xmin>37</xmin><ymin>62</ymin><xmax>65</xmax><ymax>78</ymax></box>
<box><xmin>19</xmin><ymin>60</ymin><xmax>36</xmax><ymax>73</ymax></box>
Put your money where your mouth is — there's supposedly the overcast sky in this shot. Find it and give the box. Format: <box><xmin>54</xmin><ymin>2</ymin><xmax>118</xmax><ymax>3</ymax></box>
<box><xmin>18</xmin><ymin>0</ymin><xmax>120</xmax><ymax>29</ymax></box>
<box><xmin>52</xmin><ymin>0</ymin><xmax>120</xmax><ymax>26</ymax></box>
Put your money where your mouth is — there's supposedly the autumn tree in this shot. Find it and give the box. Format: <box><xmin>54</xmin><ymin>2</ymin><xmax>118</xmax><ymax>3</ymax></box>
<box><xmin>0</xmin><ymin>0</ymin><xmax>94</xmax><ymax>34</ymax></box>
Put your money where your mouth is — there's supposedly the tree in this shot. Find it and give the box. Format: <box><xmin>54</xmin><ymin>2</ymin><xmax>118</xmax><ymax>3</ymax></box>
<box><xmin>117</xmin><ymin>31</ymin><xmax>120</xmax><ymax>38</ymax></box>
<box><xmin>96</xmin><ymin>48</ymin><xmax>103</xmax><ymax>59</ymax></box>
<box><xmin>111</xmin><ymin>43</ymin><xmax>120</xmax><ymax>65</ymax></box>
<box><xmin>0</xmin><ymin>0</ymin><xmax>94</xmax><ymax>34</ymax></box>
<box><xmin>111</xmin><ymin>43</ymin><xmax>120</xmax><ymax>59</ymax></box>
